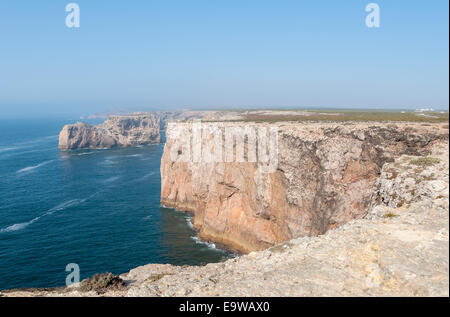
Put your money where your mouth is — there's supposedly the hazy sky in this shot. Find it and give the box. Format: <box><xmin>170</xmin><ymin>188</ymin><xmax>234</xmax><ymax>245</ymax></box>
<box><xmin>0</xmin><ymin>0</ymin><xmax>448</xmax><ymax>116</ymax></box>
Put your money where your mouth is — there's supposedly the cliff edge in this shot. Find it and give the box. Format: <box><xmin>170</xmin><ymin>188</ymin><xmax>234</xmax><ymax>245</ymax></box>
<box><xmin>160</xmin><ymin>121</ymin><xmax>448</xmax><ymax>253</ymax></box>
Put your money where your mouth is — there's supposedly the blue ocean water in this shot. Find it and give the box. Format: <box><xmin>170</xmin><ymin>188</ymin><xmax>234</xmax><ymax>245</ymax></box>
<box><xmin>0</xmin><ymin>118</ymin><xmax>229</xmax><ymax>290</ymax></box>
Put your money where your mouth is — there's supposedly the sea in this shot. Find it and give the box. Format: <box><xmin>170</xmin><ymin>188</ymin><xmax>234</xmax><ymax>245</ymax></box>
<box><xmin>0</xmin><ymin>117</ymin><xmax>230</xmax><ymax>290</ymax></box>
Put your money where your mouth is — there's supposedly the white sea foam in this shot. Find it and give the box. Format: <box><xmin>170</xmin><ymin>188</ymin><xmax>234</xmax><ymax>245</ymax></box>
<box><xmin>0</xmin><ymin>147</ymin><xmax>18</xmax><ymax>153</ymax></box>
<box><xmin>102</xmin><ymin>176</ymin><xmax>121</xmax><ymax>184</ymax></box>
<box><xmin>16</xmin><ymin>160</ymin><xmax>54</xmax><ymax>174</ymax></box>
<box><xmin>75</xmin><ymin>152</ymin><xmax>96</xmax><ymax>156</ymax></box>
<box><xmin>0</xmin><ymin>217</ymin><xmax>40</xmax><ymax>233</ymax></box>
<box><xmin>22</xmin><ymin>135</ymin><xmax>59</xmax><ymax>145</ymax></box>
<box><xmin>138</xmin><ymin>171</ymin><xmax>156</xmax><ymax>181</ymax></box>
<box><xmin>44</xmin><ymin>198</ymin><xmax>87</xmax><ymax>216</ymax></box>
<box><xmin>185</xmin><ymin>216</ymin><xmax>194</xmax><ymax>229</ymax></box>
<box><xmin>191</xmin><ymin>236</ymin><xmax>218</xmax><ymax>250</ymax></box>
<box><xmin>0</xmin><ymin>135</ymin><xmax>58</xmax><ymax>155</ymax></box>
<box><xmin>0</xmin><ymin>145</ymin><xmax>35</xmax><ymax>156</ymax></box>
<box><xmin>100</xmin><ymin>158</ymin><xmax>115</xmax><ymax>166</ymax></box>
<box><xmin>0</xmin><ymin>148</ymin><xmax>53</xmax><ymax>161</ymax></box>
<box><xmin>140</xmin><ymin>157</ymin><xmax>157</xmax><ymax>161</ymax></box>
<box><xmin>0</xmin><ymin>197</ymin><xmax>91</xmax><ymax>234</ymax></box>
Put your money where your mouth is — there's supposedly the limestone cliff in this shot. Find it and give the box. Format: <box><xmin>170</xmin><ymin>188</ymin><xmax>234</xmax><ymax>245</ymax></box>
<box><xmin>3</xmin><ymin>137</ymin><xmax>448</xmax><ymax>297</ymax></box>
<box><xmin>160</xmin><ymin>121</ymin><xmax>448</xmax><ymax>253</ymax></box>
<box><xmin>58</xmin><ymin>114</ymin><xmax>161</xmax><ymax>150</ymax></box>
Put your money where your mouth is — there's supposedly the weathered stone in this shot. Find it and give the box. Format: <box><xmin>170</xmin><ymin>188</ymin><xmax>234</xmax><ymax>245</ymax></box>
<box><xmin>160</xmin><ymin>121</ymin><xmax>447</xmax><ymax>253</ymax></box>
<box><xmin>58</xmin><ymin>114</ymin><xmax>161</xmax><ymax>150</ymax></box>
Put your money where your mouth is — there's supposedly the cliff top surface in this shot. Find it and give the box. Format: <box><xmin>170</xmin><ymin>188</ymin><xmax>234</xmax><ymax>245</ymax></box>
<box><xmin>201</xmin><ymin>109</ymin><xmax>449</xmax><ymax>123</ymax></box>
<box><xmin>168</xmin><ymin>120</ymin><xmax>449</xmax><ymax>141</ymax></box>
<box><xmin>79</xmin><ymin>109</ymin><xmax>449</xmax><ymax>124</ymax></box>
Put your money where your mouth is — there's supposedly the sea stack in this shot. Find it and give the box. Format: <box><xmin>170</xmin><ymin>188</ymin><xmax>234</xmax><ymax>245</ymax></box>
<box><xmin>58</xmin><ymin>113</ymin><xmax>161</xmax><ymax>150</ymax></box>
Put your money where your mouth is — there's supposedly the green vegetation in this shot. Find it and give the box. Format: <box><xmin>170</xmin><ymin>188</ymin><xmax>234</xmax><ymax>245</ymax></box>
<box><xmin>409</xmin><ymin>157</ymin><xmax>441</xmax><ymax>167</ymax></box>
<box><xmin>145</xmin><ymin>274</ymin><xmax>166</xmax><ymax>283</ymax></box>
<box><xmin>206</xmin><ymin>110</ymin><xmax>449</xmax><ymax>123</ymax></box>
<box><xmin>383</xmin><ymin>212</ymin><xmax>398</xmax><ymax>218</ymax></box>
<box><xmin>79</xmin><ymin>272</ymin><xmax>125</xmax><ymax>293</ymax></box>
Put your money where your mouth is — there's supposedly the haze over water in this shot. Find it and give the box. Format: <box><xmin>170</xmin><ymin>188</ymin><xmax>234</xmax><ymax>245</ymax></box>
<box><xmin>0</xmin><ymin>118</ymin><xmax>229</xmax><ymax>290</ymax></box>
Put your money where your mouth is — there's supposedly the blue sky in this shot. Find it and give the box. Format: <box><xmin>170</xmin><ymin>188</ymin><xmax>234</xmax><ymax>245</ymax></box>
<box><xmin>0</xmin><ymin>0</ymin><xmax>448</xmax><ymax>116</ymax></box>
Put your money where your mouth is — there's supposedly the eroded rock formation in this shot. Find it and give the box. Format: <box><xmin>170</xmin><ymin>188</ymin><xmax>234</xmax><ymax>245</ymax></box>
<box><xmin>160</xmin><ymin>121</ymin><xmax>448</xmax><ymax>253</ymax></box>
<box><xmin>58</xmin><ymin>114</ymin><xmax>161</xmax><ymax>150</ymax></box>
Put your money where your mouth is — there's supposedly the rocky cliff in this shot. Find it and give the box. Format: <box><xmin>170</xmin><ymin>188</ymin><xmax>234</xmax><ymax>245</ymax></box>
<box><xmin>58</xmin><ymin>114</ymin><xmax>161</xmax><ymax>150</ymax></box>
<box><xmin>160</xmin><ymin>121</ymin><xmax>448</xmax><ymax>253</ymax></box>
<box><xmin>3</xmin><ymin>137</ymin><xmax>448</xmax><ymax>297</ymax></box>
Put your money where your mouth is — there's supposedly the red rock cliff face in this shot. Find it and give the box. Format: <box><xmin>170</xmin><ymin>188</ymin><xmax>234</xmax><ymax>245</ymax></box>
<box><xmin>161</xmin><ymin>121</ymin><xmax>446</xmax><ymax>253</ymax></box>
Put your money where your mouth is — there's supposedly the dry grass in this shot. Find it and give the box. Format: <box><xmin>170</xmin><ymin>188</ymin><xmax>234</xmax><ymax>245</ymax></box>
<box><xmin>145</xmin><ymin>274</ymin><xmax>166</xmax><ymax>283</ymax></box>
<box><xmin>205</xmin><ymin>110</ymin><xmax>449</xmax><ymax>123</ymax></box>
<box><xmin>409</xmin><ymin>157</ymin><xmax>441</xmax><ymax>167</ymax></box>
<box><xmin>79</xmin><ymin>273</ymin><xmax>125</xmax><ymax>293</ymax></box>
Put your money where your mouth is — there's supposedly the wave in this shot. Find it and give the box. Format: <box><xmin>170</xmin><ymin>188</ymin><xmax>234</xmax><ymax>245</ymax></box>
<box><xmin>2</xmin><ymin>135</ymin><xmax>58</xmax><ymax>151</ymax></box>
<box><xmin>102</xmin><ymin>176</ymin><xmax>121</xmax><ymax>184</ymax></box>
<box><xmin>0</xmin><ymin>134</ymin><xmax>58</xmax><ymax>155</ymax></box>
<box><xmin>137</xmin><ymin>171</ymin><xmax>156</xmax><ymax>181</ymax></box>
<box><xmin>3</xmin><ymin>147</ymin><xmax>54</xmax><ymax>158</ymax></box>
<box><xmin>74</xmin><ymin>152</ymin><xmax>96</xmax><ymax>156</ymax></box>
<box><xmin>122</xmin><ymin>171</ymin><xmax>156</xmax><ymax>185</ymax></box>
<box><xmin>20</xmin><ymin>135</ymin><xmax>59</xmax><ymax>145</ymax></box>
<box><xmin>0</xmin><ymin>217</ymin><xmax>40</xmax><ymax>233</ymax></box>
<box><xmin>0</xmin><ymin>197</ymin><xmax>93</xmax><ymax>234</ymax></box>
<box><xmin>16</xmin><ymin>160</ymin><xmax>54</xmax><ymax>174</ymax></box>
<box><xmin>191</xmin><ymin>236</ymin><xmax>220</xmax><ymax>250</ymax></box>
<box><xmin>0</xmin><ymin>147</ymin><xmax>19</xmax><ymax>153</ymax></box>
<box><xmin>100</xmin><ymin>158</ymin><xmax>115</xmax><ymax>166</ymax></box>
<box><xmin>44</xmin><ymin>198</ymin><xmax>87</xmax><ymax>216</ymax></box>
<box><xmin>140</xmin><ymin>157</ymin><xmax>157</xmax><ymax>162</ymax></box>
<box><xmin>185</xmin><ymin>216</ymin><xmax>194</xmax><ymax>229</ymax></box>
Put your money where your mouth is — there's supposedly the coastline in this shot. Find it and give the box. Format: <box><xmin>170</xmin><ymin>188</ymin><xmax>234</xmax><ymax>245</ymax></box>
<box><xmin>1</xmin><ymin>115</ymin><xmax>448</xmax><ymax>296</ymax></box>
